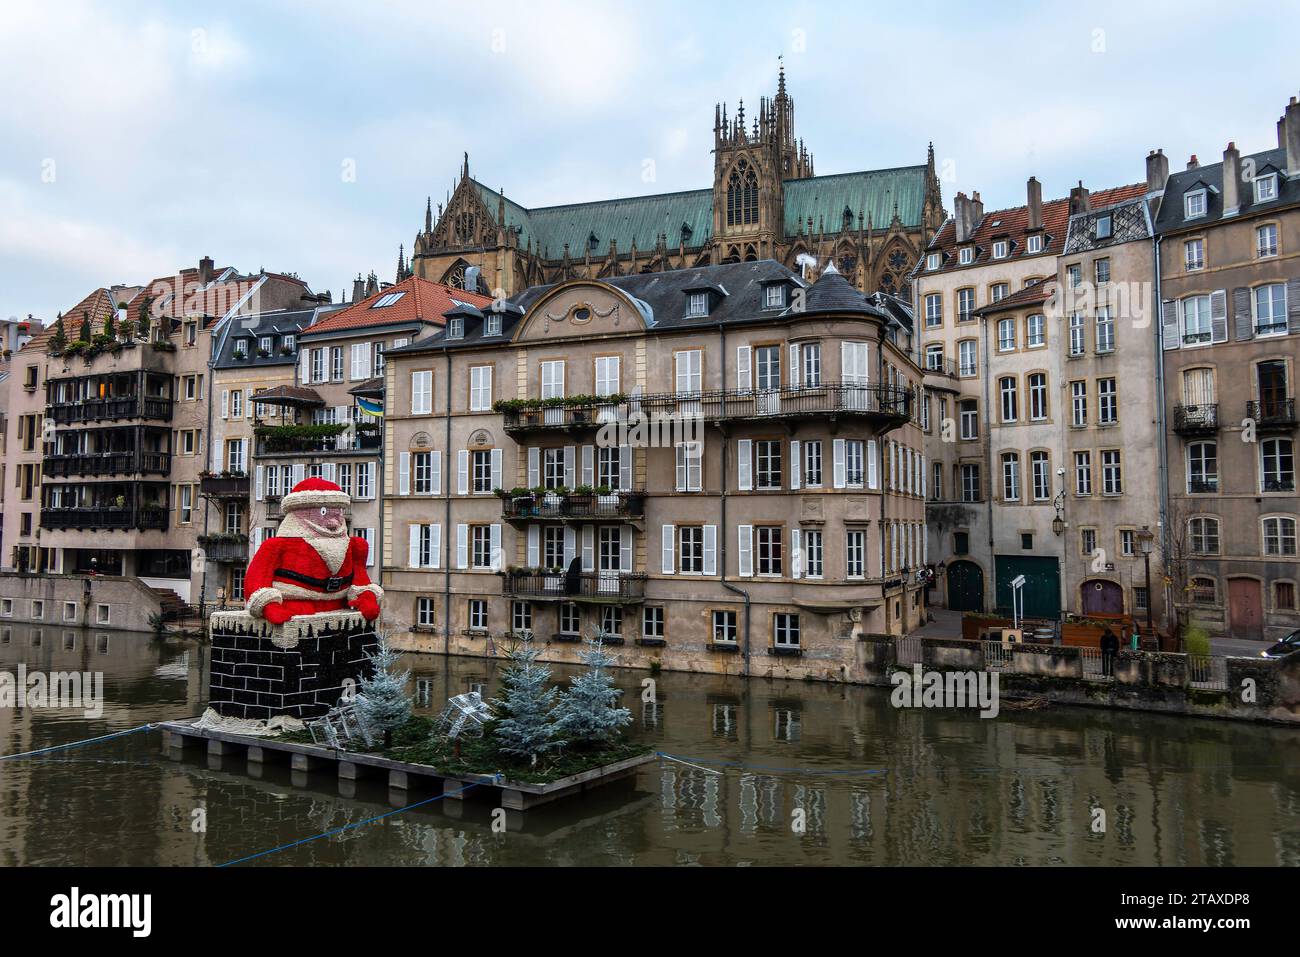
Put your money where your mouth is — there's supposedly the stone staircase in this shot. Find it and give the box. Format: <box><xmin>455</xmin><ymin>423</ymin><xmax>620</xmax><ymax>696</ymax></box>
<box><xmin>147</xmin><ymin>586</ymin><xmax>198</xmax><ymax>624</ymax></box>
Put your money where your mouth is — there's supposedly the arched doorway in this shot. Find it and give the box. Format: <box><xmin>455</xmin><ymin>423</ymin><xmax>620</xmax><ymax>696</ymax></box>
<box><xmin>1081</xmin><ymin>579</ymin><xmax>1124</xmax><ymax>616</ymax></box>
<box><xmin>946</xmin><ymin>561</ymin><xmax>984</xmax><ymax>612</ymax></box>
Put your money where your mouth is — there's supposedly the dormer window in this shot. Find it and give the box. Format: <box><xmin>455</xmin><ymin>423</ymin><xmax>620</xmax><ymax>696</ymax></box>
<box><xmin>1026</xmin><ymin>234</ymin><xmax>1043</xmax><ymax>255</ymax></box>
<box><xmin>484</xmin><ymin>312</ymin><xmax>502</xmax><ymax>336</ymax></box>
<box><xmin>926</xmin><ymin>252</ymin><xmax>940</xmax><ymax>270</ymax></box>
<box><xmin>992</xmin><ymin>240</ymin><xmax>1008</xmax><ymax>259</ymax></box>
<box><xmin>371</xmin><ymin>291</ymin><xmax>406</xmax><ymax>309</ymax></box>
<box><xmin>259</xmin><ymin>336</ymin><xmax>273</xmax><ymax>353</ymax></box>
<box><xmin>763</xmin><ymin>284</ymin><xmax>786</xmax><ymax>310</ymax></box>
<box><xmin>687</xmin><ymin>292</ymin><xmax>709</xmax><ymax>317</ymax></box>
<box><xmin>282</xmin><ymin>334</ymin><xmax>296</xmax><ymax>352</ymax></box>
<box><xmin>447</xmin><ymin>317</ymin><xmax>464</xmax><ymax>340</ymax></box>
<box><xmin>1254</xmin><ymin>173</ymin><xmax>1278</xmax><ymax>204</ymax></box>
<box><xmin>1185</xmin><ymin>189</ymin><xmax>1207</xmax><ymax>219</ymax></box>
<box><xmin>959</xmin><ymin>247</ymin><xmax>974</xmax><ymax>265</ymax></box>
<box><xmin>1095</xmin><ymin>214</ymin><xmax>1112</xmax><ymax>240</ymax></box>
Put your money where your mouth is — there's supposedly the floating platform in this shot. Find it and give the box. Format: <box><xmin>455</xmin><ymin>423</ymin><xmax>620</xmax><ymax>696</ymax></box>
<box><xmin>159</xmin><ymin>718</ymin><xmax>655</xmax><ymax>811</ymax></box>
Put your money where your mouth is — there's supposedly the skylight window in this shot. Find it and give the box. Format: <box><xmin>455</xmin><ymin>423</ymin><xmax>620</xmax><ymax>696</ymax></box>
<box><xmin>371</xmin><ymin>292</ymin><xmax>406</xmax><ymax>309</ymax></box>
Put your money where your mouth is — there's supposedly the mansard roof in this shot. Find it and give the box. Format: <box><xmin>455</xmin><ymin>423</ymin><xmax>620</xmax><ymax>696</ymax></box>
<box><xmin>1154</xmin><ymin>146</ymin><xmax>1300</xmax><ymax>234</ymax></box>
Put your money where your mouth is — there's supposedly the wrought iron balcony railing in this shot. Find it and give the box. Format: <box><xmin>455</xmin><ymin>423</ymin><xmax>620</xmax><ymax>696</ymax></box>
<box><xmin>40</xmin><ymin>505</ymin><xmax>169</xmax><ymax>531</ymax></box>
<box><xmin>200</xmin><ymin>474</ymin><xmax>251</xmax><ymax>497</ymax></box>
<box><xmin>499</xmin><ymin>400</ymin><xmax>630</xmax><ymax>433</ymax></box>
<box><xmin>501</xmin><ymin>490</ymin><xmax>646</xmax><ymax>522</ymax></box>
<box><xmin>1247</xmin><ymin>398</ymin><xmax>1296</xmax><ymax>429</ymax></box>
<box><xmin>1172</xmin><ymin>403</ymin><xmax>1218</xmax><ymax>434</ymax></box>
<box><xmin>197</xmin><ymin>534</ymin><xmax>250</xmax><ymax>562</ymax></box>
<box><xmin>43</xmin><ymin>450</ymin><xmax>171</xmax><ymax>478</ymax></box>
<box><xmin>638</xmin><ymin>382</ymin><xmax>914</xmax><ymax>423</ymax></box>
<box><xmin>501</xmin><ymin>570</ymin><xmax>647</xmax><ymax>602</ymax></box>
<box><xmin>48</xmin><ymin>396</ymin><xmax>173</xmax><ymax>424</ymax></box>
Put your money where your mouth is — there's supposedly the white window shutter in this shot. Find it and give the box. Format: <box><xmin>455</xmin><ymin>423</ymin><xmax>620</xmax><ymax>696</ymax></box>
<box><xmin>581</xmin><ymin>525</ymin><xmax>594</xmax><ymax>571</ymax></box>
<box><xmin>220</xmin><ymin>390</ymin><xmax>229</xmax><ymax>419</ymax></box>
<box><xmin>789</xmin><ymin>344</ymin><xmax>800</xmax><ymax>388</ymax></box>
<box><xmin>921</xmin><ymin>454</ymin><xmax>927</xmax><ymax>498</ymax></box>
<box><xmin>430</xmin><ymin>524</ymin><xmax>441</xmax><ymax>568</ymax></box>
<box><xmin>1162</xmin><ymin>299</ymin><xmax>1180</xmax><ymax>350</ymax></box>
<box><xmin>563</xmin><ymin>446</ymin><xmax>576</xmax><ymax>487</ymax></box>
<box><xmin>703</xmin><ymin>525</ymin><xmax>717</xmax><ymax>575</ymax></box>
<box><xmin>409</xmin><ymin>525</ymin><xmax>421</xmax><ymax>568</ymax></box>
<box><xmin>581</xmin><ymin>445</ymin><xmax>594</xmax><ymax>487</ymax></box>
<box><xmin>661</xmin><ymin>525</ymin><xmax>675</xmax><ymax>574</ymax></box>
<box><xmin>563</xmin><ymin>526</ymin><xmax>576</xmax><ymax>566</ymax></box>
<box><xmin>792</xmin><ymin>527</ymin><xmax>803</xmax><ymax>579</ymax></box>
<box><xmin>245</xmin><ymin>388</ymin><xmax>253</xmax><ymax>419</ymax></box>
<box><xmin>833</xmin><ymin>438</ymin><xmax>846</xmax><ymax>489</ymax></box>
<box><xmin>490</xmin><ymin>524</ymin><xmax>502</xmax><ymax>570</ymax></box>
<box><xmin>527</xmin><ymin>448</ymin><xmax>540</xmax><ymax>489</ymax></box>
<box><xmin>491</xmin><ymin>448</ymin><xmax>503</xmax><ymax>490</ymax></box>
<box><xmin>431</xmin><ymin>451</ymin><xmax>442</xmax><ymax>495</ymax></box>
<box><xmin>738</xmin><ymin>525</ymin><xmax>753</xmax><ymax>577</ymax></box>
<box><xmin>1210</xmin><ymin>289</ymin><xmax>1229</xmax><ymax>343</ymax></box>
<box><xmin>675</xmin><ymin>444</ymin><xmax>687</xmax><ymax>492</ymax></box>
<box><xmin>618</xmin><ymin>445</ymin><xmax>632</xmax><ymax>491</ymax></box>
<box><xmin>620</xmin><ymin>525</ymin><xmax>633</xmax><ymax>572</ymax></box>
<box><xmin>868</xmin><ymin>440</ymin><xmax>879</xmax><ymax>489</ymax></box>
<box><xmin>737</xmin><ymin>439</ymin><xmax>752</xmax><ymax>491</ymax></box>
<box><xmin>456</xmin><ymin>524</ymin><xmax>468</xmax><ymax>569</ymax></box>
<box><xmin>300</xmin><ymin>350</ymin><xmax>309</xmax><ymax>383</ymax></box>
<box><xmin>736</xmin><ymin>345</ymin><xmax>752</xmax><ymax>390</ymax></box>
<box><xmin>255</xmin><ymin>465</ymin><xmax>264</xmax><ymax>501</ymax></box>
<box><xmin>527</xmin><ymin>525</ymin><xmax>540</xmax><ymax>567</ymax></box>
<box><xmin>790</xmin><ymin>440</ymin><xmax>801</xmax><ymax>490</ymax></box>
<box><xmin>323</xmin><ymin>462</ymin><xmax>336</xmax><ymax>482</ymax></box>
<box><xmin>292</xmin><ymin>463</ymin><xmax>305</xmax><ymax>486</ymax></box>
<box><xmin>398</xmin><ymin>452</ymin><xmax>410</xmax><ymax>495</ymax></box>
<box><xmin>457</xmin><ymin>449</ymin><xmax>469</xmax><ymax>495</ymax></box>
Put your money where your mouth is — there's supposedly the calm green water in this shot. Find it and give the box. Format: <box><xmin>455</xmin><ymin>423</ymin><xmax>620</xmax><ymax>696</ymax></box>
<box><xmin>0</xmin><ymin>624</ymin><xmax>1297</xmax><ymax>866</ymax></box>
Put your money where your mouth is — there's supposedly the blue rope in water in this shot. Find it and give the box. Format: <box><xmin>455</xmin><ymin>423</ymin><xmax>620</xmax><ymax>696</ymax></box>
<box><xmin>219</xmin><ymin>782</ymin><xmax>481</xmax><ymax>867</ymax></box>
<box><xmin>0</xmin><ymin>723</ymin><xmax>157</xmax><ymax>762</ymax></box>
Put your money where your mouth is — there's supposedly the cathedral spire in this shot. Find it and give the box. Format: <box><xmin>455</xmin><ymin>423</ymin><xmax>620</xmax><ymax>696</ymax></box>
<box><xmin>424</xmin><ymin>196</ymin><xmax>433</xmax><ymax>234</ymax></box>
<box><xmin>396</xmin><ymin>244</ymin><xmax>406</xmax><ymax>282</ymax></box>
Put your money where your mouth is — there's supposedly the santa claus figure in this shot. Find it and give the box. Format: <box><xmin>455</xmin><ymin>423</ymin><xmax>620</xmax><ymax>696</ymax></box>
<box><xmin>245</xmin><ymin>477</ymin><xmax>383</xmax><ymax>625</ymax></box>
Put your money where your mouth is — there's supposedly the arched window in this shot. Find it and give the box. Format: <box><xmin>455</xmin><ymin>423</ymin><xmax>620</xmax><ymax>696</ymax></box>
<box><xmin>1190</xmin><ymin>576</ymin><xmax>1217</xmax><ymax>604</ymax></box>
<box><xmin>726</xmin><ymin>159</ymin><xmax>759</xmax><ymax>227</ymax></box>
<box><xmin>1188</xmin><ymin>516</ymin><xmax>1220</xmax><ymax>555</ymax></box>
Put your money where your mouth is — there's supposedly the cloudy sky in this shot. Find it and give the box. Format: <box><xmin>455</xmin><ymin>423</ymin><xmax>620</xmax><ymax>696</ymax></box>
<box><xmin>3</xmin><ymin>0</ymin><xmax>1297</xmax><ymax>322</ymax></box>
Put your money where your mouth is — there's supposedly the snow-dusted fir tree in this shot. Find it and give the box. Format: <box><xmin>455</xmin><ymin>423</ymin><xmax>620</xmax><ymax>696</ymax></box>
<box><xmin>354</xmin><ymin>632</ymin><xmax>412</xmax><ymax>748</ymax></box>
<box><xmin>554</xmin><ymin>637</ymin><xmax>631</xmax><ymax>747</ymax></box>
<box><xmin>490</xmin><ymin>642</ymin><xmax>564</xmax><ymax>767</ymax></box>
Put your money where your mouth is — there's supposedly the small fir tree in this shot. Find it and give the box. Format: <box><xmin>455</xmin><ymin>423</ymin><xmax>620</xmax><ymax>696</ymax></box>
<box><xmin>78</xmin><ymin>310</ymin><xmax>92</xmax><ymax>343</ymax></box>
<box><xmin>354</xmin><ymin>632</ymin><xmax>412</xmax><ymax>748</ymax></box>
<box><xmin>490</xmin><ymin>642</ymin><xmax>564</xmax><ymax>767</ymax></box>
<box><xmin>47</xmin><ymin>315</ymin><xmax>67</xmax><ymax>354</ymax></box>
<box><xmin>136</xmin><ymin>297</ymin><xmax>153</xmax><ymax>340</ymax></box>
<box><xmin>554</xmin><ymin>637</ymin><xmax>631</xmax><ymax>747</ymax></box>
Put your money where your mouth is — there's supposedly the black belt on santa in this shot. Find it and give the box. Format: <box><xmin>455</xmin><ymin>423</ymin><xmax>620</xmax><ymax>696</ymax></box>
<box><xmin>273</xmin><ymin>568</ymin><xmax>354</xmax><ymax>593</ymax></box>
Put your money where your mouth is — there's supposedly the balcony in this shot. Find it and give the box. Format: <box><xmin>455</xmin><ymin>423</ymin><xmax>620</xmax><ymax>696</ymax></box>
<box><xmin>253</xmin><ymin>424</ymin><xmax>382</xmax><ymax>457</ymax></box>
<box><xmin>501</xmin><ymin>569</ymin><xmax>647</xmax><ymax>603</ymax></box>
<box><xmin>921</xmin><ymin>355</ymin><xmax>959</xmax><ymax>378</ymax></box>
<box><xmin>200</xmin><ymin>473</ymin><xmax>251</xmax><ymax>498</ymax></box>
<box><xmin>1172</xmin><ymin>404</ymin><xmax>1218</xmax><ymax>435</ymax></box>
<box><xmin>501</xmin><ymin>490</ymin><xmax>646</xmax><ymax>523</ymax></box>
<box><xmin>49</xmin><ymin>395</ymin><xmax>173</xmax><ymax>425</ymax></box>
<box><xmin>40</xmin><ymin>505</ymin><xmax>168</xmax><ymax>531</ymax></box>
<box><xmin>499</xmin><ymin>398</ymin><xmax>630</xmax><ymax>435</ymax></box>
<box><xmin>43</xmin><ymin>450</ymin><xmax>171</xmax><ymax>478</ymax></box>
<box><xmin>198</xmin><ymin>534</ymin><xmax>250</xmax><ymax>563</ymax></box>
<box><xmin>1247</xmin><ymin>398</ymin><xmax>1296</xmax><ymax>430</ymax></box>
<box><xmin>639</xmin><ymin>382</ymin><xmax>914</xmax><ymax>427</ymax></box>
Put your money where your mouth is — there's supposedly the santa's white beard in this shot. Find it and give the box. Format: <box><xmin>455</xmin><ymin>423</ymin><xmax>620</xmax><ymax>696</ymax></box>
<box><xmin>278</xmin><ymin>511</ymin><xmax>350</xmax><ymax>573</ymax></box>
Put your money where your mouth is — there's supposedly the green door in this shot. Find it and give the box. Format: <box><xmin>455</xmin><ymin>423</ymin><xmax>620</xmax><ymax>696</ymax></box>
<box><xmin>946</xmin><ymin>560</ymin><xmax>984</xmax><ymax>612</ymax></box>
<box><xmin>995</xmin><ymin>555</ymin><xmax>1061</xmax><ymax>620</ymax></box>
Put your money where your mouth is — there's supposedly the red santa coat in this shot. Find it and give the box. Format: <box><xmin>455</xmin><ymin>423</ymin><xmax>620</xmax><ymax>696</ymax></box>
<box><xmin>246</xmin><ymin>534</ymin><xmax>382</xmax><ymax>619</ymax></box>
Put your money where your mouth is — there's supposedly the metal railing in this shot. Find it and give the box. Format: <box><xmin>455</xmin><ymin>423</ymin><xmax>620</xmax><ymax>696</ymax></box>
<box><xmin>40</xmin><ymin>505</ymin><xmax>168</xmax><ymax>531</ymax></box>
<box><xmin>1172</xmin><ymin>403</ymin><xmax>1218</xmax><ymax>433</ymax></box>
<box><xmin>502</xmin><ymin>491</ymin><xmax>646</xmax><ymax>521</ymax></box>
<box><xmin>43</xmin><ymin>451</ymin><xmax>171</xmax><ymax>477</ymax></box>
<box><xmin>1247</xmin><ymin>398</ymin><xmax>1296</xmax><ymax>429</ymax></box>
<box><xmin>48</xmin><ymin>396</ymin><xmax>173</xmax><ymax>424</ymax></box>
<box><xmin>983</xmin><ymin>640</ymin><xmax>1015</xmax><ymax>672</ymax></box>
<box><xmin>638</xmin><ymin>382</ymin><xmax>914</xmax><ymax>423</ymax></box>
<box><xmin>200</xmin><ymin>474</ymin><xmax>251</xmax><ymax>497</ymax></box>
<box><xmin>896</xmin><ymin>636</ymin><xmax>922</xmax><ymax>666</ymax></box>
<box><xmin>1079</xmin><ymin>646</ymin><xmax>1114</xmax><ymax>681</ymax></box>
<box><xmin>1188</xmin><ymin>654</ymin><xmax>1228</xmax><ymax>691</ymax></box>
<box><xmin>500</xmin><ymin>401</ymin><xmax>629</xmax><ymax>432</ymax></box>
<box><xmin>502</xmin><ymin>570</ymin><xmax>647</xmax><ymax>601</ymax></box>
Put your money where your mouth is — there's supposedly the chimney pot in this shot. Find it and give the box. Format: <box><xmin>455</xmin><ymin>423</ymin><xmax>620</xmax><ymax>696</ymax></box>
<box><xmin>1187</xmin><ymin>154</ymin><xmax>1199</xmax><ymax>170</ymax></box>
<box><xmin>1146</xmin><ymin>148</ymin><xmax>1169</xmax><ymax>193</ymax></box>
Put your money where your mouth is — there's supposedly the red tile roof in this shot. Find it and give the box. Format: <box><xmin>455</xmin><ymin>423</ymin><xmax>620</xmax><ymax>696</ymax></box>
<box><xmin>22</xmin><ymin>288</ymin><xmax>117</xmax><ymax>353</ymax></box>
<box><xmin>976</xmin><ymin>277</ymin><xmax>1057</xmax><ymax>315</ymax></box>
<box><xmin>924</xmin><ymin>183</ymin><xmax>1148</xmax><ymax>275</ymax></box>
<box><xmin>300</xmin><ymin>275</ymin><xmax>492</xmax><ymax>337</ymax></box>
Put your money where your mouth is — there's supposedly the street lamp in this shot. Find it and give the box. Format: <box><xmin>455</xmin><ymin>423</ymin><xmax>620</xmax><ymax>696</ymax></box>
<box><xmin>1052</xmin><ymin>468</ymin><xmax>1067</xmax><ymax>536</ymax></box>
<box><xmin>1138</xmin><ymin>526</ymin><xmax>1155</xmax><ymax>634</ymax></box>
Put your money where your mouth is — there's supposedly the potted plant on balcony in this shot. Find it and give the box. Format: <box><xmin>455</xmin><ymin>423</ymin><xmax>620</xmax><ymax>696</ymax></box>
<box><xmin>256</xmin><ymin>346</ymin><xmax>271</xmax><ymax>358</ymax></box>
<box><xmin>113</xmin><ymin>494</ymin><xmax>127</xmax><ymax>509</ymax></box>
<box><xmin>119</xmin><ymin>318</ymin><xmax>136</xmax><ymax>347</ymax></box>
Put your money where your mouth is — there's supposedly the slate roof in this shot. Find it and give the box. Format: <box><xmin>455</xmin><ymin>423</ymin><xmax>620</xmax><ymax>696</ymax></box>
<box><xmin>1153</xmin><ymin>146</ymin><xmax>1300</xmax><ymax>234</ymax></box>
<box><xmin>300</xmin><ymin>275</ymin><xmax>492</xmax><ymax>338</ymax></box>
<box><xmin>214</xmin><ymin>305</ymin><xmax>339</xmax><ymax>370</ymax></box>
<box><xmin>468</xmin><ymin>165</ymin><xmax>928</xmax><ymax>256</ymax></box>
<box><xmin>389</xmin><ymin>259</ymin><xmax>895</xmax><ymax>356</ymax></box>
<box><xmin>921</xmin><ymin>183</ymin><xmax>1148</xmax><ymax>276</ymax></box>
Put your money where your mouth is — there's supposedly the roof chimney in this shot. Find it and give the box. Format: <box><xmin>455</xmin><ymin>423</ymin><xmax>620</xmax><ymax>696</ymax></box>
<box><xmin>1221</xmin><ymin>142</ymin><xmax>1241</xmax><ymax>216</ymax></box>
<box><xmin>198</xmin><ymin>255</ymin><xmax>214</xmax><ymax>285</ymax></box>
<box><xmin>1146</xmin><ymin>149</ymin><xmax>1169</xmax><ymax>193</ymax></box>
<box><xmin>953</xmin><ymin>192</ymin><xmax>971</xmax><ymax>243</ymax></box>
<box><xmin>1186</xmin><ymin>154</ymin><xmax>1199</xmax><ymax>170</ymax></box>
<box><xmin>1069</xmin><ymin>181</ymin><xmax>1091</xmax><ymax>215</ymax></box>
<box><xmin>1026</xmin><ymin>177</ymin><xmax>1042</xmax><ymax>231</ymax></box>
<box><xmin>969</xmin><ymin>190</ymin><xmax>985</xmax><ymax>228</ymax></box>
<box><xmin>1283</xmin><ymin>94</ymin><xmax>1300</xmax><ymax>175</ymax></box>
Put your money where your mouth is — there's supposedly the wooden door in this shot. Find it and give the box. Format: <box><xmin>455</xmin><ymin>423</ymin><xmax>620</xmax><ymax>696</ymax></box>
<box><xmin>1227</xmin><ymin>578</ymin><xmax>1264</xmax><ymax>641</ymax></box>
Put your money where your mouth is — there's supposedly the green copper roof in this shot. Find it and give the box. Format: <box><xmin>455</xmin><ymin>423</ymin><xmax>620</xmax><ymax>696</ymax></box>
<box><xmin>782</xmin><ymin>166</ymin><xmax>927</xmax><ymax>237</ymax></box>
<box><xmin>473</xmin><ymin>164</ymin><xmax>926</xmax><ymax>256</ymax></box>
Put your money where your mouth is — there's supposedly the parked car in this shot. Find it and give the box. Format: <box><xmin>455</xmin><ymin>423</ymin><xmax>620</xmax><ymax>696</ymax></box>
<box><xmin>1260</xmin><ymin>628</ymin><xmax>1300</xmax><ymax>658</ymax></box>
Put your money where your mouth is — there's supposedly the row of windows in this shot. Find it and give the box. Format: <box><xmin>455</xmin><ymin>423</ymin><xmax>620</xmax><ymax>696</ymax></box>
<box><xmin>939</xmin><ymin>449</ymin><xmax>1126</xmax><ymax>503</ymax></box>
<box><xmin>1185</xmin><ymin>515</ymin><xmax>1298</xmax><ymax>557</ymax></box>
<box><xmin>921</xmin><ymin>276</ymin><xmax>1048</xmax><ymax>326</ymax></box>
<box><xmin>1170</xmin><ymin>285</ymin><xmax>1290</xmax><ymax>347</ymax></box>
<box><xmin>0</xmin><ymin>598</ymin><xmax>112</xmax><ymax>624</ymax></box>
<box><xmin>924</xmin><ymin>238</ymin><xmax>1048</xmax><ymax>274</ymax></box>
<box><xmin>1187</xmin><ymin>577</ymin><xmax>1296</xmax><ymax>612</ymax></box>
<box><xmin>1185</xmin><ymin>438</ymin><xmax>1294</xmax><ymax>494</ymax></box>
<box><xmin>305</xmin><ymin>338</ymin><xmax>406</xmax><ymax>385</ymax></box>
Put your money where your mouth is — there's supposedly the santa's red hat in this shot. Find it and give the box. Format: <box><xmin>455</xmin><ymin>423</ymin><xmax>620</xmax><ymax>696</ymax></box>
<box><xmin>281</xmin><ymin>477</ymin><xmax>350</xmax><ymax>512</ymax></box>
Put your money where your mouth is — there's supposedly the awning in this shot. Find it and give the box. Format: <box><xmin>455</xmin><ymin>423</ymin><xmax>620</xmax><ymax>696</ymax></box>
<box><xmin>250</xmin><ymin>386</ymin><xmax>325</xmax><ymax>409</ymax></box>
<box><xmin>348</xmin><ymin>376</ymin><xmax>385</xmax><ymax>399</ymax></box>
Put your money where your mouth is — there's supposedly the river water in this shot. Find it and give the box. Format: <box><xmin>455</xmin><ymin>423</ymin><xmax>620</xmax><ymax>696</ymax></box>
<box><xmin>1</xmin><ymin>624</ymin><xmax>1297</xmax><ymax>866</ymax></box>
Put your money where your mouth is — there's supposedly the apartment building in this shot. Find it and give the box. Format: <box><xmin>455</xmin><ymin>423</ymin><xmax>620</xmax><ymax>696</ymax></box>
<box><xmin>1154</xmin><ymin>94</ymin><xmax>1300</xmax><ymax>642</ymax></box>
<box><xmin>914</xmin><ymin>178</ymin><xmax>1148</xmax><ymax>618</ymax></box>
<box><xmin>380</xmin><ymin>259</ymin><xmax>927</xmax><ymax>681</ymax></box>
